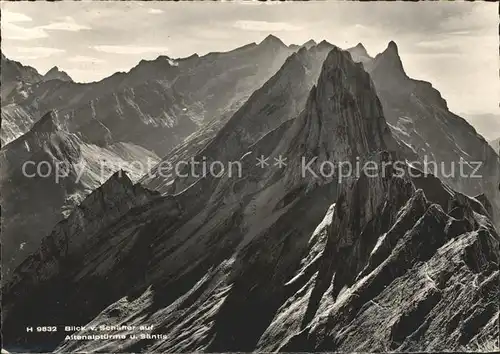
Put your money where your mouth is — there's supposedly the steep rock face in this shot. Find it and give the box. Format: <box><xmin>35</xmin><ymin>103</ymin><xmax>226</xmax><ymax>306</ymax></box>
<box><xmin>0</xmin><ymin>111</ymin><xmax>159</xmax><ymax>280</ymax></box>
<box><xmin>364</xmin><ymin>41</ymin><xmax>500</xmax><ymax>225</ymax></box>
<box><xmin>3</xmin><ymin>47</ymin><xmax>407</xmax><ymax>353</ymax></box>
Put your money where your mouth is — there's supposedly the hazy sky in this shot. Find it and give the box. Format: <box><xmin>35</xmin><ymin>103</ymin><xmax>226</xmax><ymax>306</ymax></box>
<box><xmin>1</xmin><ymin>1</ymin><xmax>499</xmax><ymax>121</ymax></box>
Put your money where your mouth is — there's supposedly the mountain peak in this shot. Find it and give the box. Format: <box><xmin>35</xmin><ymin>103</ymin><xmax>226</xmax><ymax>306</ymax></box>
<box><xmin>281</xmin><ymin>47</ymin><xmax>396</xmax><ymax>184</ymax></box>
<box><xmin>370</xmin><ymin>40</ymin><xmax>407</xmax><ymax>80</ymax></box>
<box><xmin>44</xmin><ymin>66</ymin><xmax>72</xmax><ymax>82</ymax></box>
<box><xmin>321</xmin><ymin>47</ymin><xmax>353</xmax><ymax>69</ymax></box>
<box><xmin>353</xmin><ymin>42</ymin><xmax>369</xmax><ymax>56</ymax></box>
<box><xmin>260</xmin><ymin>34</ymin><xmax>286</xmax><ymax>47</ymax></box>
<box><xmin>302</xmin><ymin>39</ymin><xmax>317</xmax><ymax>49</ymax></box>
<box><xmin>354</xmin><ymin>42</ymin><xmax>366</xmax><ymax>50</ymax></box>
<box><xmin>317</xmin><ymin>39</ymin><xmax>333</xmax><ymax>48</ymax></box>
<box><xmin>381</xmin><ymin>40</ymin><xmax>402</xmax><ymax>62</ymax></box>
<box><xmin>32</xmin><ymin>111</ymin><xmax>60</xmax><ymax>133</ymax></box>
<box><xmin>103</xmin><ymin>169</ymin><xmax>134</xmax><ymax>188</ymax></box>
<box><xmin>387</xmin><ymin>40</ymin><xmax>398</xmax><ymax>52</ymax></box>
<box><xmin>346</xmin><ymin>42</ymin><xmax>371</xmax><ymax>63</ymax></box>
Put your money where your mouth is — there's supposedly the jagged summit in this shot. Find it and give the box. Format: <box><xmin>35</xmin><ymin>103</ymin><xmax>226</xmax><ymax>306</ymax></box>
<box><xmin>380</xmin><ymin>41</ymin><xmax>403</xmax><ymax>64</ymax></box>
<box><xmin>44</xmin><ymin>66</ymin><xmax>72</xmax><ymax>82</ymax></box>
<box><xmin>47</xmin><ymin>66</ymin><xmax>60</xmax><ymax>72</ymax></box>
<box><xmin>370</xmin><ymin>40</ymin><xmax>408</xmax><ymax>82</ymax></box>
<box><xmin>31</xmin><ymin>110</ymin><xmax>60</xmax><ymax>133</ymax></box>
<box><xmin>260</xmin><ymin>34</ymin><xmax>286</xmax><ymax>47</ymax></box>
<box><xmin>302</xmin><ymin>39</ymin><xmax>317</xmax><ymax>49</ymax></box>
<box><xmin>135</xmin><ymin>55</ymin><xmax>174</xmax><ymax>68</ymax></box>
<box><xmin>376</xmin><ymin>41</ymin><xmax>402</xmax><ymax>61</ymax></box>
<box><xmin>387</xmin><ymin>40</ymin><xmax>399</xmax><ymax>52</ymax></box>
<box><xmin>176</xmin><ymin>53</ymin><xmax>200</xmax><ymax>61</ymax></box>
<box><xmin>352</xmin><ymin>42</ymin><xmax>370</xmax><ymax>56</ymax></box>
<box><xmin>316</xmin><ymin>39</ymin><xmax>334</xmax><ymax>50</ymax></box>
<box><xmin>105</xmin><ymin>169</ymin><xmax>132</xmax><ymax>185</ymax></box>
<box><xmin>276</xmin><ymin>47</ymin><xmax>397</xmax><ymax>188</ymax></box>
<box><xmin>312</xmin><ymin>47</ymin><xmax>395</xmax><ymax>153</ymax></box>
<box><xmin>354</xmin><ymin>42</ymin><xmax>366</xmax><ymax>50</ymax></box>
<box><xmin>321</xmin><ymin>46</ymin><xmax>357</xmax><ymax>68</ymax></box>
<box><xmin>345</xmin><ymin>42</ymin><xmax>372</xmax><ymax>64</ymax></box>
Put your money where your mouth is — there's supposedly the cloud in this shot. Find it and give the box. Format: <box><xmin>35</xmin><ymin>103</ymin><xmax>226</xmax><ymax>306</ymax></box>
<box><xmin>233</xmin><ymin>20</ymin><xmax>302</xmax><ymax>32</ymax></box>
<box><xmin>11</xmin><ymin>55</ymin><xmax>42</xmax><ymax>60</ymax></box>
<box><xmin>414</xmin><ymin>39</ymin><xmax>459</xmax><ymax>51</ymax></box>
<box><xmin>1</xmin><ymin>12</ymin><xmax>88</xmax><ymax>40</ymax></box>
<box><xmin>68</xmin><ymin>55</ymin><xmax>105</xmax><ymax>63</ymax></box>
<box><xmin>93</xmin><ymin>45</ymin><xmax>169</xmax><ymax>54</ymax></box>
<box><xmin>16</xmin><ymin>47</ymin><xmax>66</xmax><ymax>57</ymax></box>
<box><xmin>2</xmin><ymin>22</ymin><xmax>49</xmax><ymax>40</ymax></box>
<box><xmin>2</xmin><ymin>10</ymin><xmax>33</xmax><ymax>23</ymax></box>
<box><xmin>1</xmin><ymin>9</ymin><xmax>48</xmax><ymax>40</ymax></box>
<box><xmin>40</xmin><ymin>16</ymin><xmax>90</xmax><ymax>32</ymax></box>
<box><xmin>147</xmin><ymin>8</ymin><xmax>164</xmax><ymax>14</ymax></box>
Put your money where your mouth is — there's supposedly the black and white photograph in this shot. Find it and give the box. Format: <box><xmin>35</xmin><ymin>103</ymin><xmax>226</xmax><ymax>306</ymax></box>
<box><xmin>1</xmin><ymin>1</ymin><xmax>499</xmax><ymax>353</ymax></box>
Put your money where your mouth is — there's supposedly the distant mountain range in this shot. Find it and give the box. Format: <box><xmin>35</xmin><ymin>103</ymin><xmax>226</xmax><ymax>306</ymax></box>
<box><xmin>1</xmin><ymin>36</ymin><xmax>294</xmax><ymax>150</ymax></box>
<box><xmin>1</xmin><ymin>36</ymin><xmax>499</xmax><ymax>353</ymax></box>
